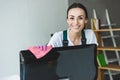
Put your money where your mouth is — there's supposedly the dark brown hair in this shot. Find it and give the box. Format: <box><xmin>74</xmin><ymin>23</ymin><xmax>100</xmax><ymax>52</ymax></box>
<box><xmin>67</xmin><ymin>3</ymin><xmax>88</xmax><ymax>19</ymax></box>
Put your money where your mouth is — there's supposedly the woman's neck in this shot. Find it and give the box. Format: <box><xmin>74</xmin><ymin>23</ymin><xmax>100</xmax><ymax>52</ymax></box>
<box><xmin>68</xmin><ymin>30</ymin><xmax>82</xmax><ymax>45</ymax></box>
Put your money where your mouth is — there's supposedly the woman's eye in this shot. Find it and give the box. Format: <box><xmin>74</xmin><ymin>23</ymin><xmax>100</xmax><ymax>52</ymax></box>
<box><xmin>78</xmin><ymin>17</ymin><xmax>83</xmax><ymax>19</ymax></box>
<box><xmin>70</xmin><ymin>17</ymin><xmax>74</xmax><ymax>20</ymax></box>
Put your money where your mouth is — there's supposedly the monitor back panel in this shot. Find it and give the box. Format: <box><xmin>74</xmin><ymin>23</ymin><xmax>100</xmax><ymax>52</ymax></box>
<box><xmin>20</xmin><ymin>44</ymin><xmax>97</xmax><ymax>80</ymax></box>
<box><xmin>56</xmin><ymin>44</ymin><xmax>97</xmax><ymax>80</ymax></box>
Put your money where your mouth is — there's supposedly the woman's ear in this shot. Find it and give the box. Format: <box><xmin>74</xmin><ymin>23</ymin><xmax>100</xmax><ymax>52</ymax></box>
<box><xmin>67</xmin><ymin>18</ymin><xmax>69</xmax><ymax>24</ymax></box>
<box><xmin>84</xmin><ymin>19</ymin><xmax>88</xmax><ymax>29</ymax></box>
<box><xmin>85</xmin><ymin>19</ymin><xmax>88</xmax><ymax>24</ymax></box>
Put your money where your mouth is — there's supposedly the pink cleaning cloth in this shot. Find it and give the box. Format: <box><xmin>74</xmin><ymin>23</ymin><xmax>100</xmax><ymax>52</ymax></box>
<box><xmin>28</xmin><ymin>45</ymin><xmax>52</xmax><ymax>59</ymax></box>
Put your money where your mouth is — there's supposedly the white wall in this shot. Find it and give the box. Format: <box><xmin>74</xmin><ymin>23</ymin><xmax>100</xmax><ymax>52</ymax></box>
<box><xmin>0</xmin><ymin>0</ymin><xmax>68</xmax><ymax>78</ymax></box>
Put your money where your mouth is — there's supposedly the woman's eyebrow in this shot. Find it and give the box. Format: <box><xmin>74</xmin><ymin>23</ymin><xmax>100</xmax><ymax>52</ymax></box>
<box><xmin>78</xmin><ymin>15</ymin><xmax>85</xmax><ymax>17</ymax></box>
<box><xmin>78</xmin><ymin>15</ymin><xmax>86</xmax><ymax>18</ymax></box>
<box><xmin>69</xmin><ymin>15</ymin><xmax>74</xmax><ymax>17</ymax></box>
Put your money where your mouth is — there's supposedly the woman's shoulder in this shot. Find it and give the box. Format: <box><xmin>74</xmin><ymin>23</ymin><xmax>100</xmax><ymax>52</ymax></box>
<box><xmin>84</xmin><ymin>29</ymin><xmax>94</xmax><ymax>33</ymax></box>
<box><xmin>51</xmin><ymin>30</ymin><xmax>64</xmax><ymax>40</ymax></box>
<box><xmin>53</xmin><ymin>30</ymin><xmax>63</xmax><ymax>36</ymax></box>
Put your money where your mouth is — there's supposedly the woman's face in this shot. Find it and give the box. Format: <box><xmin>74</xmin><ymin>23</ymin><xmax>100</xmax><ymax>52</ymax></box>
<box><xmin>67</xmin><ymin>8</ymin><xmax>87</xmax><ymax>33</ymax></box>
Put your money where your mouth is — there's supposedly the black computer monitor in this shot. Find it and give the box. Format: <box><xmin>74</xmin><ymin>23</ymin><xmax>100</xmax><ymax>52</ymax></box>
<box><xmin>20</xmin><ymin>44</ymin><xmax>97</xmax><ymax>80</ymax></box>
<box><xmin>55</xmin><ymin>44</ymin><xmax>98</xmax><ymax>80</ymax></box>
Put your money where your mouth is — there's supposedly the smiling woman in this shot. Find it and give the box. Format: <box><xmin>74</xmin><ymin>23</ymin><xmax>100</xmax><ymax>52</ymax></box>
<box><xmin>48</xmin><ymin>3</ymin><xmax>98</xmax><ymax>47</ymax></box>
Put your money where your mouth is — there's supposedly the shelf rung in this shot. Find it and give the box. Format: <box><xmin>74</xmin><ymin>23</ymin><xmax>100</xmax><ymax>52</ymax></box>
<box><xmin>102</xmin><ymin>35</ymin><xmax>119</xmax><ymax>39</ymax></box>
<box><xmin>99</xmin><ymin>65</ymin><xmax>120</xmax><ymax>71</ymax></box>
<box><xmin>107</xmin><ymin>58</ymin><xmax>118</xmax><ymax>63</ymax></box>
<box><xmin>93</xmin><ymin>28</ymin><xmax>120</xmax><ymax>32</ymax></box>
<box><xmin>101</xmin><ymin>23</ymin><xmax>116</xmax><ymax>27</ymax></box>
<box><xmin>97</xmin><ymin>47</ymin><xmax>120</xmax><ymax>51</ymax></box>
<box><xmin>104</xmin><ymin>71</ymin><xmax>120</xmax><ymax>75</ymax></box>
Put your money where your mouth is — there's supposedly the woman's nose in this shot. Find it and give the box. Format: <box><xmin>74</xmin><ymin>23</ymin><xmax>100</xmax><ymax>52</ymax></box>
<box><xmin>74</xmin><ymin>19</ymin><xmax>79</xmax><ymax>25</ymax></box>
